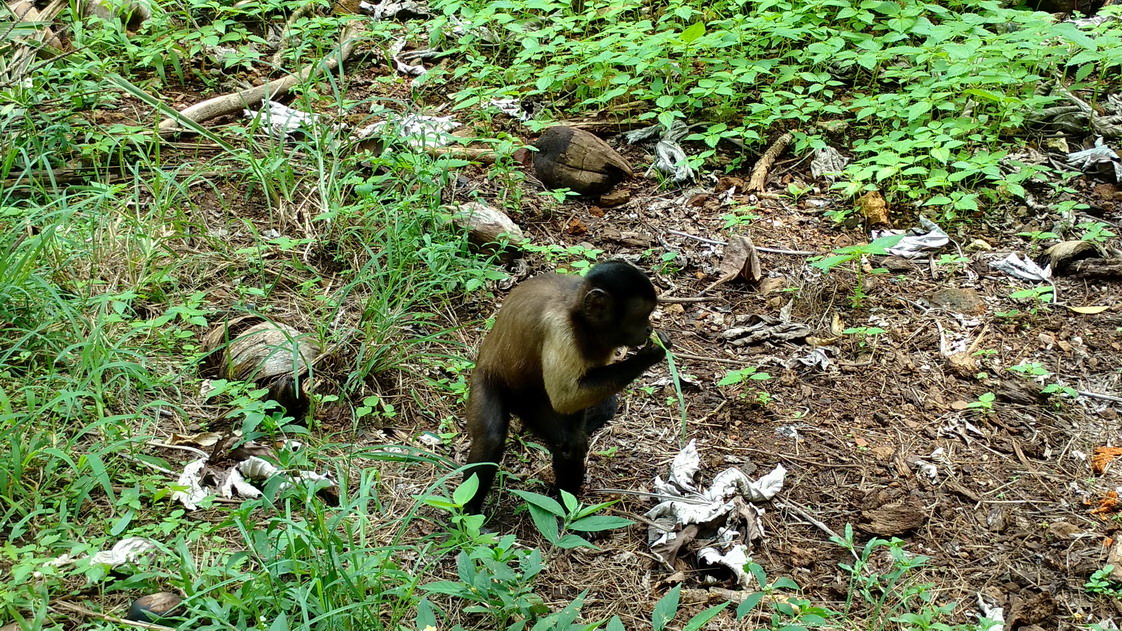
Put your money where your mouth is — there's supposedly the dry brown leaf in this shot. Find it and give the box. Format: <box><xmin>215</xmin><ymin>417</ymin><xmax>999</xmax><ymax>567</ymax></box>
<box><xmin>564</xmin><ymin>217</ymin><xmax>588</xmax><ymax>235</ymax></box>
<box><xmin>1089</xmin><ymin>490</ymin><xmax>1121</xmax><ymax>516</ymax></box>
<box><xmin>706</xmin><ymin>235</ymin><xmax>761</xmax><ymax>291</ymax></box>
<box><xmin>1092</xmin><ymin>446</ymin><xmax>1122</xmax><ymax>475</ymax></box>
<box><xmin>170</xmin><ymin>431</ymin><xmax>222</xmax><ymax>448</ymax></box>
<box><xmin>857</xmin><ymin>191</ymin><xmax>889</xmax><ymax>225</ymax></box>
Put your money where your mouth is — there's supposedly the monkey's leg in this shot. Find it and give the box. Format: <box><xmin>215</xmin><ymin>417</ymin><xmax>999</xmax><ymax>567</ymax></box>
<box><xmin>528</xmin><ymin>406</ymin><xmax>590</xmax><ymax>497</ymax></box>
<box><xmin>464</xmin><ymin>380</ymin><xmax>509</xmax><ymax>514</ymax></box>
<box><xmin>583</xmin><ymin>394</ymin><xmax>618</xmax><ymax>435</ymax></box>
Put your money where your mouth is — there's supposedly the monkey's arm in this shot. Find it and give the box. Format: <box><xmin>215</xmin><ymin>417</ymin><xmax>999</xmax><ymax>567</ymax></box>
<box><xmin>546</xmin><ymin>333</ymin><xmax>669</xmax><ymax>414</ymax></box>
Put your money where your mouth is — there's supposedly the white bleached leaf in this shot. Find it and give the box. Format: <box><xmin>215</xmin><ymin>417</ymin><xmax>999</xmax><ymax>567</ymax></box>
<box><xmin>698</xmin><ymin>544</ymin><xmax>752</xmax><ymax>588</ymax></box>
<box><xmin>172</xmin><ymin>458</ymin><xmax>209</xmax><ymax>511</ymax></box>
<box><xmin>669</xmin><ymin>439</ymin><xmax>701</xmax><ymax>492</ymax></box>
<box><xmin>90</xmin><ymin>537</ymin><xmax>158</xmax><ymax>567</ymax></box>
<box><xmin>989</xmin><ymin>253</ymin><xmax>1051</xmax><ymax>282</ymax></box>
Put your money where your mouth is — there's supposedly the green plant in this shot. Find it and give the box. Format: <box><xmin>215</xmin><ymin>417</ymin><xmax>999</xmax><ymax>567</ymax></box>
<box><xmin>722</xmin><ymin>206</ymin><xmax>761</xmax><ymax>230</ymax></box>
<box><xmin>1008</xmin><ymin>286</ymin><xmax>1054</xmax><ymax>314</ymax></box>
<box><xmin>1009</xmin><ymin>362</ymin><xmax>1050</xmax><ymax>378</ymax></box>
<box><xmin>966</xmin><ymin>392</ymin><xmax>995</xmax><ymax>414</ymax></box>
<box><xmin>718</xmin><ymin>366</ymin><xmax>772</xmax><ymax>404</ymax></box>
<box><xmin>811</xmin><ymin>234</ymin><xmax>904</xmax><ymax>308</ymax></box>
<box><xmin>1016</xmin><ymin>230</ymin><xmax>1059</xmax><ymax>242</ymax></box>
<box><xmin>422</xmin><ymin>540</ymin><xmax>551</xmax><ymax>629</ymax></box>
<box><xmin>935</xmin><ymin>253</ymin><xmax>970</xmax><ymax>274</ymax></box>
<box><xmin>831</xmin><ymin>524</ymin><xmax>969</xmax><ymax>631</ymax></box>
<box><xmin>734</xmin><ymin>562</ymin><xmax>835</xmax><ymax>628</ymax></box>
<box><xmin>1079</xmin><ymin>221</ymin><xmax>1117</xmax><ymax>243</ymax></box>
<box><xmin>600</xmin><ymin>584</ymin><xmax>729</xmax><ymax>631</ymax></box>
<box><xmin>512</xmin><ymin>489</ymin><xmax>633</xmax><ymax>550</ymax></box>
<box><xmin>1085</xmin><ymin>566</ymin><xmax>1122</xmax><ymax>598</ymax></box>
<box><xmin>844</xmin><ymin>326</ymin><xmax>886</xmax><ymax>348</ymax></box>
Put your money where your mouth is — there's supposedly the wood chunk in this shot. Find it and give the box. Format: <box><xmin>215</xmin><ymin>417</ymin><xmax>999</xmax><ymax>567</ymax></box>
<box><xmin>450</xmin><ymin>201</ymin><xmax>525</xmax><ymax>254</ymax></box>
<box><xmin>532</xmin><ymin>126</ymin><xmax>633</xmax><ymax>196</ymax></box>
<box><xmin>1070</xmin><ymin>258</ymin><xmax>1122</xmax><ymax>278</ymax></box>
<box><xmin>928</xmin><ymin>287</ymin><xmax>986</xmax><ymax>315</ymax></box>
<box><xmin>858</xmin><ymin>497</ymin><xmax>925</xmax><ymax>536</ymax></box>
<box><xmin>598</xmin><ymin>188</ymin><xmax>631</xmax><ymax>207</ymax></box>
<box><xmin>1040</xmin><ymin>240</ymin><xmax>1099</xmax><ymax>274</ymax></box>
<box><xmin>201</xmin><ymin>316</ymin><xmax>318</xmax><ymax>418</ymax></box>
<box><xmin>127</xmin><ymin>591</ymin><xmax>183</xmax><ymax>622</ymax></box>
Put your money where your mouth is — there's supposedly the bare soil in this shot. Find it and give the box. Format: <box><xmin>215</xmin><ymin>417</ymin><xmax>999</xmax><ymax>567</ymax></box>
<box><xmin>139</xmin><ymin>48</ymin><xmax>1122</xmax><ymax>631</ymax></box>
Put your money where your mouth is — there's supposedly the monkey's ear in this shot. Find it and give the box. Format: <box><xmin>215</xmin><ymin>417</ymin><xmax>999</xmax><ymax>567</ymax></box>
<box><xmin>582</xmin><ymin>287</ymin><xmax>613</xmax><ymax>321</ymax></box>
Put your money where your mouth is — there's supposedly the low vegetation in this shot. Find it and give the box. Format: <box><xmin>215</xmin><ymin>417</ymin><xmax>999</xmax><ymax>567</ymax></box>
<box><xmin>3</xmin><ymin>0</ymin><xmax>1122</xmax><ymax>627</ymax></box>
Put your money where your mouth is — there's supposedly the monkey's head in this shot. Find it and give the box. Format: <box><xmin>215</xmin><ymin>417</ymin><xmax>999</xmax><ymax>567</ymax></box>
<box><xmin>579</xmin><ymin>260</ymin><xmax>657</xmax><ymax>349</ymax></box>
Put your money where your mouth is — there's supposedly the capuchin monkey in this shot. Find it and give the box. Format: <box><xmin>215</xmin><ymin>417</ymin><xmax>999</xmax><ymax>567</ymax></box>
<box><xmin>463</xmin><ymin>260</ymin><xmax>670</xmax><ymax>514</ymax></box>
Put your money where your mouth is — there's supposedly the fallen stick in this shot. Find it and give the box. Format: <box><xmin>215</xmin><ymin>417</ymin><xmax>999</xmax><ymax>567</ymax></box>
<box><xmin>159</xmin><ymin>22</ymin><xmax>364</xmax><ymax>131</ymax></box>
<box><xmin>1069</xmin><ymin>258</ymin><xmax>1122</xmax><ymax>278</ymax></box>
<box><xmin>52</xmin><ymin>600</ymin><xmax>175</xmax><ymax>631</ymax></box>
<box><xmin>746</xmin><ymin>131</ymin><xmax>793</xmax><ymax>192</ymax></box>
<box><xmin>666</xmin><ymin>229</ymin><xmax>814</xmax><ymax>256</ymax></box>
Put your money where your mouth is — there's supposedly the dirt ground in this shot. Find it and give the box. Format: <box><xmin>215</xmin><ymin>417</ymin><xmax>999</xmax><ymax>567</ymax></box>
<box><xmin>367</xmin><ymin>150</ymin><xmax>1122</xmax><ymax>628</ymax></box>
<box><xmin>137</xmin><ymin>48</ymin><xmax>1122</xmax><ymax>631</ymax></box>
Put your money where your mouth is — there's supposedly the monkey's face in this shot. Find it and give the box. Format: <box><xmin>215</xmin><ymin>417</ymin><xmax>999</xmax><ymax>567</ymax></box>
<box><xmin>614</xmin><ymin>297</ymin><xmax>656</xmax><ymax>348</ymax></box>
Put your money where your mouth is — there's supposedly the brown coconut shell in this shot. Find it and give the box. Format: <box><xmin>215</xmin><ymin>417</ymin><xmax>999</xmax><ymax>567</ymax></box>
<box><xmin>532</xmin><ymin>126</ymin><xmax>633</xmax><ymax>196</ymax></box>
<box><xmin>202</xmin><ymin>316</ymin><xmax>318</xmax><ymax>418</ymax></box>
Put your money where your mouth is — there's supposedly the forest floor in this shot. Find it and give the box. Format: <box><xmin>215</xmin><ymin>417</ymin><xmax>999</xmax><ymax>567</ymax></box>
<box><xmin>8</xmin><ymin>2</ymin><xmax>1122</xmax><ymax>629</ymax></box>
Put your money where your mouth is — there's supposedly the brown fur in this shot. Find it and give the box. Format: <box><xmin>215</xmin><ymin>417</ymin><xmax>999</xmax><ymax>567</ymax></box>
<box><xmin>463</xmin><ymin>261</ymin><xmax>667</xmax><ymax>514</ymax></box>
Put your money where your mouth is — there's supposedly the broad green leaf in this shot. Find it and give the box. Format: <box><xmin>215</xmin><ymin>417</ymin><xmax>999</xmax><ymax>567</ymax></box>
<box><xmin>526</xmin><ymin>504</ymin><xmax>561</xmax><ymax>543</ymax></box>
<box><xmin>511</xmin><ymin>489</ymin><xmax>565</xmax><ymax>516</ymax></box>
<box><xmin>556</xmin><ymin>533</ymin><xmax>595</xmax><ymax>549</ymax></box>
<box><xmin>568</xmin><ymin>515</ymin><xmax>634</xmax><ymax>532</ymax></box>
<box><xmin>736</xmin><ymin>592</ymin><xmax>765</xmax><ymax>619</ymax></box>
<box><xmin>652</xmin><ymin>585</ymin><xmax>681</xmax><ymax>631</ymax></box>
<box><xmin>682</xmin><ymin>603</ymin><xmax>729</xmax><ymax>631</ymax></box>
<box><xmin>866</xmin><ymin>233</ymin><xmax>905</xmax><ymax>254</ymax></box>
<box><xmin>453</xmin><ymin>474</ymin><xmax>479</xmax><ymax>507</ymax></box>
<box><xmin>771</xmin><ymin>576</ymin><xmax>800</xmax><ymax>590</ymax></box>
<box><xmin>810</xmin><ymin>254</ymin><xmax>853</xmax><ymax>272</ymax></box>
<box><xmin>681</xmin><ymin>21</ymin><xmax>706</xmax><ymax>44</ymax></box>
<box><xmin>269</xmin><ymin>614</ymin><xmax>289</xmax><ymax>631</ymax></box>
<box><xmin>421</xmin><ymin>581</ymin><xmax>472</xmax><ymax>597</ymax></box>
<box><xmin>416</xmin><ymin>598</ymin><xmax>439</xmax><ymax>630</ymax></box>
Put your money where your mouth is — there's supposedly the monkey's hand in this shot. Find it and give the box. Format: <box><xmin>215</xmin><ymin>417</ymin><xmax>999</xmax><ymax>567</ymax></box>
<box><xmin>638</xmin><ymin>330</ymin><xmax>671</xmax><ymax>359</ymax></box>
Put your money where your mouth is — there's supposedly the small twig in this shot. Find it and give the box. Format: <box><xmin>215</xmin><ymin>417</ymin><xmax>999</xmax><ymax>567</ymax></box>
<box><xmin>664</xmin><ymin>226</ymin><xmax>727</xmax><ymax>244</ymax></box>
<box><xmin>658</xmin><ymin>296</ymin><xmax>715</xmax><ymax>303</ymax></box>
<box><xmin>1077</xmin><ymin>390</ymin><xmax>1122</xmax><ymax>405</ymax></box>
<box><xmin>666</xmin><ymin>230</ymin><xmax>814</xmax><ymax>255</ymax></box>
<box><xmin>747</xmin><ymin>131</ymin><xmax>794</xmax><ymax>192</ymax></box>
<box><xmin>776</xmin><ymin>499</ymin><xmax>858</xmax><ymax>560</ymax></box>
<box><xmin>673</xmin><ymin>351</ymin><xmax>745</xmax><ymax>366</ymax></box>
<box><xmin>52</xmin><ymin>600</ymin><xmax>176</xmax><ymax>631</ymax></box>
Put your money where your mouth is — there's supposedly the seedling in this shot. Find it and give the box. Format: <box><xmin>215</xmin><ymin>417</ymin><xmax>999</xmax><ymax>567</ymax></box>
<box><xmin>966</xmin><ymin>392</ymin><xmax>995</xmax><ymax>414</ymax></box>
<box><xmin>810</xmin><ymin>234</ymin><xmax>904</xmax><ymax>308</ymax></box>
<box><xmin>843</xmin><ymin>326</ymin><xmax>886</xmax><ymax>348</ymax></box>
<box><xmin>511</xmin><ymin>489</ymin><xmax>633</xmax><ymax>550</ymax></box>
<box><xmin>1079</xmin><ymin>221</ymin><xmax>1116</xmax><ymax>243</ymax></box>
